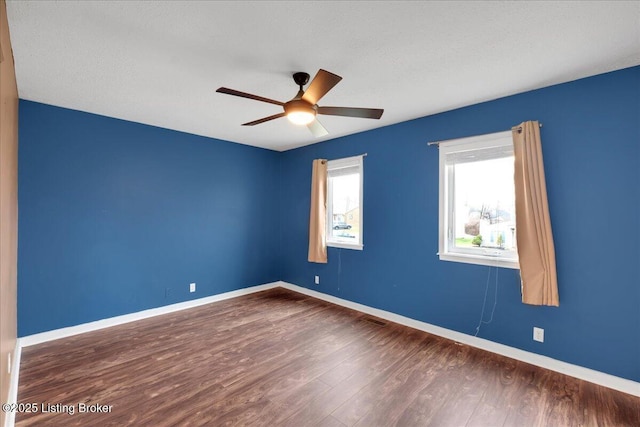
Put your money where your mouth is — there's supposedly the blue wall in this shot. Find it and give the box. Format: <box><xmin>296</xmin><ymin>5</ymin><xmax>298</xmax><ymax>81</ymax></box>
<box><xmin>18</xmin><ymin>67</ymin><xmax>639</xmax><ymax>382</ymax></box>
<box><xmin>279</xmin><ymin>66</ymin><xmax>640</xmax><ymax>382</ymax></box>
<box><xmin>18</xmin><ymin>101</ymin><xmax>281</xmax><ymax>336</ymax></box>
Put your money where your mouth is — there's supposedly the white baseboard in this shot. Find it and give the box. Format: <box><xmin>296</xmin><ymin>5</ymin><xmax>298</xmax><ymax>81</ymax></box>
<box><xmin>277</xmin><ymin>281</ymin><xmax>640</xmax><ymax>397</ymax></box>
<box><xmin>19</xmin><ymin>282</ymin><xmax>281</xmax><ymax>347</ymax></box>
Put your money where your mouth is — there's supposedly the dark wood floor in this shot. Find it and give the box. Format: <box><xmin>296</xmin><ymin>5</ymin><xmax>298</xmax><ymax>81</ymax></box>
<box><xmin>16</xmin><ymin>287</ymin><xmax>639</xmax><ymax>426</ymax></box>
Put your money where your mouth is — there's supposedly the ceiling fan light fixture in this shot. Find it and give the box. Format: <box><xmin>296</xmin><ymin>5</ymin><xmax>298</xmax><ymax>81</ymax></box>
<box><xmin>287</xmin><ymin>110</ymin><xmax>315</xmax><ymax>125</ymax></box>
<box><xmin>284</xmin><ymin>99</ymin><xmax>316</xmax><ymax>125</ymax></box>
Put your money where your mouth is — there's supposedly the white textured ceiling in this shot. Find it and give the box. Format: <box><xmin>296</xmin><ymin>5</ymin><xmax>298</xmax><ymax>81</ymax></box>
<box><xmin>6</xmin><ymin>1</ymin><xmax>640</xmax><ymax>151</ymax></box>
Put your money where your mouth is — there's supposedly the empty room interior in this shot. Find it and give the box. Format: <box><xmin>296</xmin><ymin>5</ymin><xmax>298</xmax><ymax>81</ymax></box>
<box><xmin>1</xmin><ymin>1</ymin><xmax>639</xmax><ymax>426</ymax></box>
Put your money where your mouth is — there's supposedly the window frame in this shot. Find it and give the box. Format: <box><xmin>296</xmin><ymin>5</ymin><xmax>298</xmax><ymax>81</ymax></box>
<box><xmin>438</xmin><ymin>130</ymin><xmax>519</xmax><ymax>269</ymax></box>
<box><xmin>326</xmin><ymin>155</ymin><xmax>364</xmax><ymax>251</ymax></box>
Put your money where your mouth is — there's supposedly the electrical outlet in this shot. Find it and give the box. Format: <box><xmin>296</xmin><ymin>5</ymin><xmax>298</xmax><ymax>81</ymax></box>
<box><xmin>314</xmin><ymin>275</ymin><xmax>320</xmax><ymax>285</ymax></box>
<box><xmin>533</xmin><ymin>327</ymin><xmax>544</xmax><ymax>343</ymax></box>
<box><xmin>190</xmin><ymin>283</ymin><xmax>196</xmax><ymax>293</ymax></box>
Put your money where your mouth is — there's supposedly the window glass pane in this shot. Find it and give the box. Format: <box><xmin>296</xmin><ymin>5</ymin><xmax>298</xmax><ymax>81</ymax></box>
<box><xmin>328</xmin><ymin>173</ymin><xmax>360</xmax><ymax>243</ymax></box>
<box><xmin>451</xmin><ymin>156</ymin><xmax>516</xmax><ymax>253</ymax></box>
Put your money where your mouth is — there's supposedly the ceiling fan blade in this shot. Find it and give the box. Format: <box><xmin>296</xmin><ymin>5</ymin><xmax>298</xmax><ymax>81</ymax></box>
<box><xmin>216</xmin><ymin>87</ymin><xmax>284</xmax><ymax>106</ymax></box>
<box><xmin>307</xmin><ymin>119</ymin><xmax>329</xmax><ymax>137</ymax></box>
<box><xmin>242</xmin><ymin>113</ymin><xmax>286</xmax><ymax>126</ymax></box>
<box><xmin>317</xmin><ymin>106</ymin><xmax>384</xmax><ymax>119</ymax></box>
<box><xmin>301</xmin><ymin>69</ymin><xmax>342</xmax><ymax>105</ymax></box>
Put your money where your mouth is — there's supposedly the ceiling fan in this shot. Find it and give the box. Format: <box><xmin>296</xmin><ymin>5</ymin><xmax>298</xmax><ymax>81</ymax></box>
<box><xmin>216</xmin><ymin>69</ymin><xmax>384</xmax><ymax>137</ymax></box>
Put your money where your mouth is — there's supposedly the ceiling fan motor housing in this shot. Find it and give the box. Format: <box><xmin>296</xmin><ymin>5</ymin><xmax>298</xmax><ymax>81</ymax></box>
<box><xmin>284</xmin><ymin>99</ymin><xmax>317</xmax><ymax>116</ymax></box>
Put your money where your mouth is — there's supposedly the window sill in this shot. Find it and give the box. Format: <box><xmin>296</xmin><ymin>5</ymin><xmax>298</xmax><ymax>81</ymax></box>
<box><xmin>327</xmin><ymin>241</ymin><xmax>363</xmax><ymax>251</ymax></box>
<box><xmin>438</xmin><ymin>252</ymin><xmax>519</xmax><ymax>269</ymax></box>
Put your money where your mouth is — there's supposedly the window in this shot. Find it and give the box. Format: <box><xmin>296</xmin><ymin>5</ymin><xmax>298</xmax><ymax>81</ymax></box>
<box><xmin>326</xmin><ymin>155</ymin><xmax>363</xmax><ymax>250</ymax></box>
<box><xmin>438</xmin><ymin>131</ymin><xmax>518</xmax><ymax>269</ymax></box>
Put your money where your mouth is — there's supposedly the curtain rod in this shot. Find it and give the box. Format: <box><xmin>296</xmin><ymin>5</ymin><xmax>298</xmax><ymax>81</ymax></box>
<box><xmin>320</xmin><ymin>153</ymin><xmax>367</xmax><ymax>164</ymax></box>
<box><xmin>427</xmin><ymin>123</ymin><xmax>543</xmax><ymax>146</ymax></box>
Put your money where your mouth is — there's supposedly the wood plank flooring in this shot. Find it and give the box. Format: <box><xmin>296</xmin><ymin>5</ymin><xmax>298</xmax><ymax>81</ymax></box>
<box><xmin>16</xmin><ymin>288</ymin><xmax>640</xmax><ymax>426</ymax></box>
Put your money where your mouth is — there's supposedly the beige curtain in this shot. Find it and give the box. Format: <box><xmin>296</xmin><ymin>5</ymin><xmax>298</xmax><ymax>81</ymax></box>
<box><xmin>513</xmin><ymin>121</ymin><xmax>559</xmax><ymax>306</ymax></box>
<box><xmin>308</xmin><ymin>159</ymin><xmax>328</xmax><ymax>263</ymax></box>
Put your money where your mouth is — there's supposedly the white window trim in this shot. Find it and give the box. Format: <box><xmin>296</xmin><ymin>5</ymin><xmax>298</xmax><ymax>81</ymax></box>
<box><xmin>438</xmin><ymin>130</ymin><xmax>519</xmax><ymax>269</ymax></box>
<box><xmin>326</xmin><ymin>155</ymin><xmax>364</xmax><ymax>251</ymax></box>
